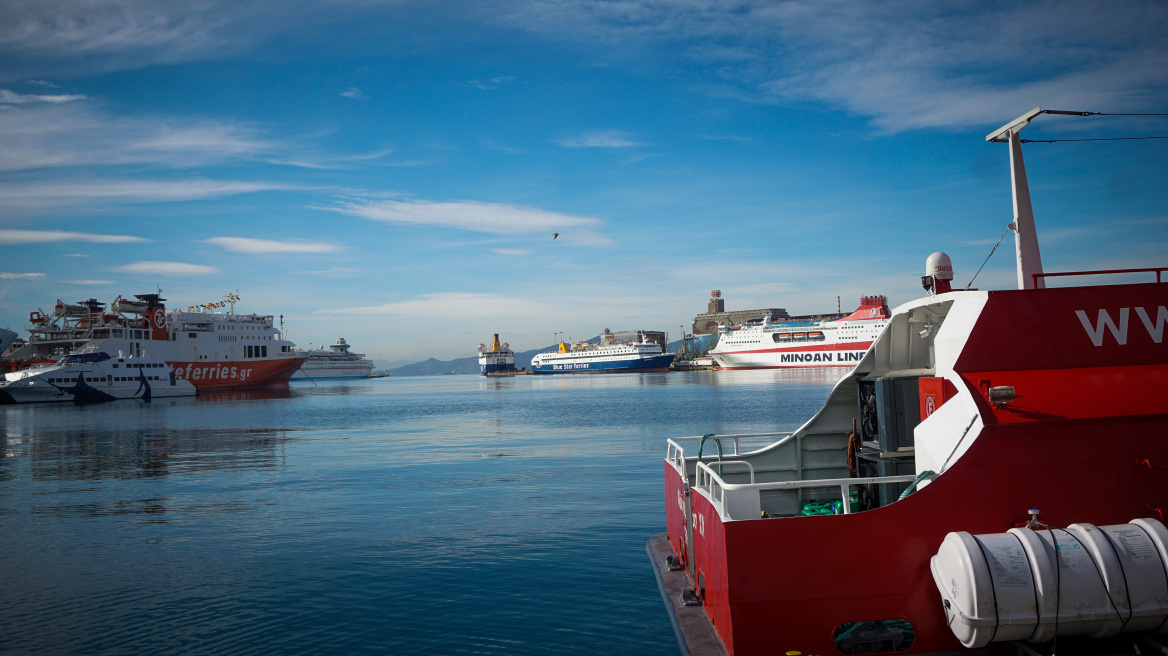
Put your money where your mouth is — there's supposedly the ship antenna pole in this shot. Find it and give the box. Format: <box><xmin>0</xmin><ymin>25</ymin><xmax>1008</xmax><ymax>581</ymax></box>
<box><xmin>987</xmin><ymin>106</ymin><xmax>1095</xmax><ymax>290</ymax></box>
<box><xmin>987</xmin><ymin>106</ymin><xmax>1047</xmax><ymax>290</ymax></box>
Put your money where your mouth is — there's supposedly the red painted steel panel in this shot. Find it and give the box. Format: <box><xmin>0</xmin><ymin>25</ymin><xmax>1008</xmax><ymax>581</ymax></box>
<box><xmin>676</xmin><ymin>414</ymin><xmax>1168</xmax><ymax>656</ymax></box>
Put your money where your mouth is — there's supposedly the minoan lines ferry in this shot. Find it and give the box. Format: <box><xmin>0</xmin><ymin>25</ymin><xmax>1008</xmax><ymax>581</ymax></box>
<box><xmin>478</xmin><ymin>333</ymin><xmax>516</xmax><ymax>375</ymax></box>
<box><xmin>709</xmin><ymin>296</ymin><xmax>891</xmax><ymax>368</ymax></box>
<box><xmin>5</xmin><ymin>292</ymin><xmax>304</xmax><ymax>389</ymax></box>
<box><xmin>531</xmin><ymin>329</ymin><xmax>675</xmax><ymax>374</ymax></box>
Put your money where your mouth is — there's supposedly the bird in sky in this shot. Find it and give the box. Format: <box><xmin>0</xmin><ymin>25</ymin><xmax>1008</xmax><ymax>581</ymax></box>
<box><xmin>552</xmin><ymin>232</ymin><xmax>559</xmax><ymax>240</ymax></box>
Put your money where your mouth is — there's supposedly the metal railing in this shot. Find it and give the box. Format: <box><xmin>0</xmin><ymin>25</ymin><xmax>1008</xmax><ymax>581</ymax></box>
<box><xmin>1033</xmin><ymin>266</ymin><xmax>1167</xmax><ymax>287</ymax></box>
<box><xmin>694</xmin><ymin>461</ymin><xmax>935</xmax><ymax>517</ymax></box>
<box><xmin>665</xmin><ymin>432</ymin><xmax>794</xmax><ymax>471</ymax></box>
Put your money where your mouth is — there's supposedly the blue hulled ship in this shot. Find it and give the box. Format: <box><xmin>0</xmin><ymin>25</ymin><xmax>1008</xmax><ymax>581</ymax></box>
<box><xmin>478</xmin><ymin>334</ymin><xmax>516</xmax><ymax>375</ymax></box>
<box><xmin>530</xmin><ymin>329</ymin><xmax>675</xmax><ymax>374</ymax></box>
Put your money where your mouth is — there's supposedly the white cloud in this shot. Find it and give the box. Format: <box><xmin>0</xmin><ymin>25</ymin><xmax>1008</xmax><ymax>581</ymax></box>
<box><xmin>63</xmin><ymin>279</ymin><xmax>115</xmax><ymax>285</ymax></box>
<box><xmin>0</xmin><ymin>89</ymin><xmax>88</xmax><ymax>104</ymax></box>
<box><xmin>298</xmin><ymin>268</ymin><xmax>360</xmax><ymax>277</ymax></box>
<box><xmin>0</xmin><ymin>272</ymin><xmax>46</xmax><ymax>279</ymax></box>
<box><xmin>340</xmin><ymin>87</ymin><xmax>364</xmax><ymax>99</ymax></box>
<box><xmin>0</xmin><ymin>179</ymin><xmax>287</xmax><ymax>210</ymax></box>
<box><xmin>558</xmin><ymin>130</ymin><xmax>646</xmax><ymax>148</ymax></box>
<box><xmin>491</xmin><ymin>248</ymin><xmax>531</xmax><ymax>256</ymax></box>
<box><xmin>320</xmin><ymin>292</ymin><xmax>546</xmax><ymax>318</ymax></box>
<box><xmin>468</xmin><ymin>76</ymin><xmax>516</xmax><ymax>90</ymax></box>
<box><xmin>113</xmin><ymin>261</ymin><xmax>220</xmax><ymax>276</ymax></box>
<box><xmin>202</xmin><ymin>237</ymin><xmax>343</xmax><ymax>254</ymax></box>
<box><xmin>0</xmin><ymin>229</ymin><xmax>148</xmax><ymax>244</ymax></box>
<box><xmin>496</xmin><ymin>0</ymin><xmax>1168</xmax><ymax>133</ymax></box>
<box><xmin>319</xmin><ymin>197</ymin><xmax>613</xmax><ymax>245</ymax></box>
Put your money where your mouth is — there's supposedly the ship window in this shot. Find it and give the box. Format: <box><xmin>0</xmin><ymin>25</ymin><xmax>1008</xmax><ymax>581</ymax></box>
<box><xmin>833</xmin><ymin>620</ymin><xmax>915</xmax><ymax>655</ymax></box>
<box><xmin>189</xmin><ymin>333</ymin><xmax>197</xmax><ymax>338</ymax></box>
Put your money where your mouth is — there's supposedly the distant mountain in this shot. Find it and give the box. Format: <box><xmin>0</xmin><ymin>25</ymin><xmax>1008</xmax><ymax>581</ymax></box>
<box><xmin>386</xmin><ymin>335</ymin><xmax>694</xmax><ymax>376</ymax></box>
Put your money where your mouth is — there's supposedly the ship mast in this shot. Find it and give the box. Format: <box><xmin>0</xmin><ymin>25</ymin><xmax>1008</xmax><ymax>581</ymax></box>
<box><xmin>987</xmin><ymin>106</ymin><xmax>1105</xmax><ymax>290</ymax></box>
<box><xmin>986</xmin><ymin>106</ymin><xmax>1047</xmax><ymax>290</ymax></box>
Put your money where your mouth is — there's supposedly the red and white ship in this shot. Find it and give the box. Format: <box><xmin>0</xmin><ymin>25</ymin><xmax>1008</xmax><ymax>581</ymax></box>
<box><xmin>4</xmin><ymin>292</ymin><xmax>305</xmax><ymax>389</ymax></box>
<box><xmin>709</xmin><ymin>296</ymin><xmax>891</xmax><ymax>369</ymax></box>
<box><xmin>649</xmin><ymin>107</ymin><xmax>1168</xmax><ymax>656</ymax></box>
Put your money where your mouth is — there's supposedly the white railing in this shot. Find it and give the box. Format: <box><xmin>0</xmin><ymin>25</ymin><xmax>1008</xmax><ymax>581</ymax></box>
<box><xmin>694</xmin><ymin>461</ymin><xmax>935</xmax><ymax>520</ymax></box>
<box><xmin>665</xmin><ymin>432</ymin><xmax>794</xmax><ymax>471</ymax></box>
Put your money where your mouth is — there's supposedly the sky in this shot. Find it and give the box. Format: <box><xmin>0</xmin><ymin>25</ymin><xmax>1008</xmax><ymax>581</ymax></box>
<box><xmin>1</xmin><ymin>0</ymin><xmax>1167</xmax><ymax>365</ymax></box>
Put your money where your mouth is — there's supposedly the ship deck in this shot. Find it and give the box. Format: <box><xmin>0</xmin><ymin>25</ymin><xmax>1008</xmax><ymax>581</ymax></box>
<box><xmin>646</xmin><ymin>533</ymin><xmax>727</xmax><ymax>656</ymax></box>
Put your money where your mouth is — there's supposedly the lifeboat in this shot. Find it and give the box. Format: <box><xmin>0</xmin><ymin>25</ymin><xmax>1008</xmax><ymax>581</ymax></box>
<box><xmin>53</xmin><ymin>301</ymin><xmax>88</xmax><ymax>318</ymax></box>
<box><xmin>114</xmin><ymin>297</ymin><xmax>149</xmax><ymax>314</ymax></box>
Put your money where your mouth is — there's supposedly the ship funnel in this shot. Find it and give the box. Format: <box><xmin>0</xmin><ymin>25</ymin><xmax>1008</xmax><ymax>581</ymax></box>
<box><xmin>491</xmin><ymin>333</ymin><xmax>502</xmax><ymax>351</ymax></box>
<box><xmin>922</xmin><ymin>252</ymin><xmax>954</xmax><ymax>295</ymax></box>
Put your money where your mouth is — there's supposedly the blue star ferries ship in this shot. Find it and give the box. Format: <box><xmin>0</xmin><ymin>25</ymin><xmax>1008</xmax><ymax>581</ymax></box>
<box><xmin>530</xmin><ymin>329</ymin><xmax>675</xmax><ymax>374</ymax></box>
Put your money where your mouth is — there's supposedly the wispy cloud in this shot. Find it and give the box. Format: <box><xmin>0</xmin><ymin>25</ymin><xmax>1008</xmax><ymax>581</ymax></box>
<box><xmin>0</xmin><ymin>229</ymin><xmax>148</xmax><ymax>244</ymax></box>
<box><xmin>318</xmin><ymin>197</ymin><xmax>613</xmax><ymax>245</ymax></box>
<box><xmin>0</xmin><ymin>89</ymin><xmax>88</xmax><ymax>104</ymax></box>
<box><xmin>63</xmin><ymin>279</ymin><xmax>115</xmax><ymax>285</ymax></box>
<box><xmin>0</xmin><ymin>272</ymin><xmax>46</xmax><ymax>280</ymax></box>
<box><xmin>467</xmin><ymin>76</ymin><xmax>516</xmax><ymax>90</ymax></box>
<box><xmin>340</xmin><ymin>87</ymin><xmax>364</xmax><ymax>99</ymax></box>
<box><xmin>491</xmin><ymin>248</ymin><xmax>531</xmax><ymax>256</ymax></box>
<box><xmin>496</xmin><ymin>1</ymin><xmax>1168</xmax><ymax>133</ymax></box>
<box><xmin>320</xmin><ymin>292</ymin><xmax>545</xmax><ymax>318</ymax></box>
<box><xmin>0</xmin><ymin>102</ymin><xmax>282</xmax><ymax>173</ymax></box>
<box><xmin>298</xmin><ymin>268</ymin><xmax>360</xmax><ymax>277</ymax></box>
<box><xmin>202</xmin><ymin>237</ymin><xmax>343</xmax><ymax>254</ymax></box>
<box><xmin>558</xmin><ymin>130</ymin><xmax>646</xmax><ymax>148</ymax></box>
<box><xmin>0</xmin><ymin>179</ymin><xmax>288</xmax><ymax>211</ymax></box>
<box><xmin>113</xmin><ymin>261</ymin><xmax>220</xmax><ymax>276</ymax></box>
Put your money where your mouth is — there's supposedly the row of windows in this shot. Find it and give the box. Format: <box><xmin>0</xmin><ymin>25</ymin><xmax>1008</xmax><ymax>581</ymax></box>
<box><xmin>48</xmin><ymin>375</ymin><xmax>161</xmax><ymax>383</ymax></box>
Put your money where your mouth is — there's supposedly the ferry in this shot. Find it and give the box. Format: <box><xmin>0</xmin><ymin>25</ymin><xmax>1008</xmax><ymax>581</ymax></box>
<box><xmin>4</xmin><ymin>292</ymin><xmax>305</xmax><ymax>390</ymax></box>
<box><xmin>0</xmin><ymin>351</ymin><xmax>196</xmax><ymax>403</ymax></box>
<box><xmin>709</xmin><ymin>296</ymin><xmax>891</xmax><ymax>369</ymax></box>
<box><xmin>478</xmin><ymin>334</ymin><xmax>516</xmax><ymax>375</ymax></box>
<box><xmin>292</xmin><ymin>338</ymin><xmax>375</xmax><ymax>380</ymax></box>
<box><xmin>647</xmin><ymin>107</ymin><xmax>1168</xmax><ymax>656</ymax></box>
<box><xmin>531</xmin><ymin>329</ymin><xmax>675</xmax><ymax>374</ymax></box>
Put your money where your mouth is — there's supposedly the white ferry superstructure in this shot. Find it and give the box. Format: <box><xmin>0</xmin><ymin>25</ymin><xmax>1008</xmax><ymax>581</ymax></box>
<box><xmin>3</xmin><ymin>292</ymin><xmax>305</xmax><ymax>390</ymax></box>
<box><xmin>292</xmin><ymin>338</ymin><xmax>375</xmax><ymax>380</ymax></box>
<box><xmin>710</xmin><ymin>295</ymin><xmax>891</xmax><ymax>368</ymax></box>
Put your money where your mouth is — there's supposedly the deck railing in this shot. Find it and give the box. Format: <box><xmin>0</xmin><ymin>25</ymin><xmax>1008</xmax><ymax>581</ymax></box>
<box><xmin>694</xmin><ymin>461</ymin><xmax>936</xmax><ymax>519</ymax></box>
<box><xmin>1033</xmin><ymin>266</ymin><xmax>1166</xmax><ymax>287</ymax></box>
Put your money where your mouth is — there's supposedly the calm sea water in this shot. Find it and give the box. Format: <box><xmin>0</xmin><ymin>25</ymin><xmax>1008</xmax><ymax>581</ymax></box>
<box><xmin>0</xmin><ymin>369</ymin><xmax>839</xmax><ymax>655</ymax></box>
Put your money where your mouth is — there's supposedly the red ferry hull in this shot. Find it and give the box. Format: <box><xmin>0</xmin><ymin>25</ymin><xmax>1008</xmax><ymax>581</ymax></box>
<box><xmin>166</xmin><ymin>357</ymin><xmax>306</xmax><ymax>390</ymax></box>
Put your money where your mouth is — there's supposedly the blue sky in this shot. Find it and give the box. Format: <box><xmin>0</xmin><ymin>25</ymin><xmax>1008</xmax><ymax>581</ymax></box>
<box><xmin>2</xmin><ymin>0</ymin><xmax>1167</xmax><ymax>364</ymax></box>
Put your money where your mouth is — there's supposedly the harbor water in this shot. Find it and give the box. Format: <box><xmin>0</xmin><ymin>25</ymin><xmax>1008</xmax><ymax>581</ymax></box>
<box><xmin>0</xmin><ymin>370</ymin><xmax>839</xmax><ymax>655</ymax></box>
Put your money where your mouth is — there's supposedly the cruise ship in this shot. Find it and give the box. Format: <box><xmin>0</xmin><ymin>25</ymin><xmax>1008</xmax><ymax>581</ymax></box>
<box><xmin>709</xmin><ymin>295</ymin><xmax>891</xmax><ymax>368</ymax></box>
<box><xmin>3</xmin><ymin>292</ymin><xmax>304</xmax><ymax>389</ymax></box>
<box><xmin>531</xmin><ymin>329</ymin><xmax>675</xmax><ymax>374</ymax></box>
<box><xmin>292</xmin><ymin>338</ymin><xmax>375</xmax><ymax>380</ymax></box>
<box><xmin>477</xmin><ymin>334</ymin><xmax>516</xmax><ymax>375</ymax></box>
